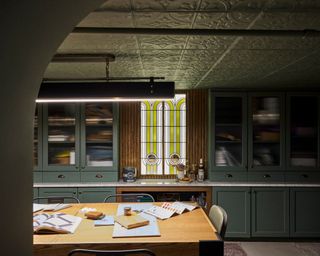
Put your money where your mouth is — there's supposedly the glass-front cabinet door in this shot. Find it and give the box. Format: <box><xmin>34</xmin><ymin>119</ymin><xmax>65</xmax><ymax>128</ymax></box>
<box><xmin>80</xmin><ymin>103</ymin><xmax>117</xmax><ymax>171</ymax></box>
<box><xmin>248</xmin><ymin>93</ymin><xmax>285</xmax><ymax>170</ymax></box>
<box><xmin>43</xmin><ymin>103</ymin><xmax>80</xmax><ymax>170</ymax></box>
<box><xmin>288</xmin><ymin>94</ymin><xmax>319</xmax><ymax>170</ymax></box>
<box><xmin>34</xmin><ymin>104</ymin><xmax>42</xmax><ymax>170</ymax></box>
<box><xmin>211</xmin><ymin>92</ymin><xmax>247</xmax><ymax>171</ymax></box>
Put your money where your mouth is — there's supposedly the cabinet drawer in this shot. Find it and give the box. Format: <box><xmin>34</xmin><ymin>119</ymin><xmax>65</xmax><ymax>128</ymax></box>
<box><xmin>81</xmin><ymin>171</ymin><xmax>118</xmax><ymax>182</ymax></box>
<box><xmin>33</xmin><ymin>172</ymin><xmax>42</xmax><ymax>183</ymax></box>
<box><xmin>211</xmin><ymin>172</ymin><xmax>247</xmax><ymax>182</ymax></box>
<box><xmin>248</xmin><ymin>172</ymin><xmax>285</xmax><ymax>182</ymax></box>
<box><xmin>42</xmin><ymin>172</ymin><xmax>80</xmax><ymax>183</ymax></box>
<box><xmin>285</xmin><ymin>172</ymin><xmax>320</xmax><ymax>183</ymax></box>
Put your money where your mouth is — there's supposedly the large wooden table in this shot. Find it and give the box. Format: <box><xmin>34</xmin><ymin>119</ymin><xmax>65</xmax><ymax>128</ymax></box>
<box><xmin>34</xmin><ymin>203</ymin><xmax>222</xmax><ymax>256</ymax></box>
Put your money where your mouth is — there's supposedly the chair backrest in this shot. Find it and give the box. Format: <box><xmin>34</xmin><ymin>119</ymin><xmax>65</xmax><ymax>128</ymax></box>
<box><xmin>33</xmin><ymin>196</ymin><xmax>80</xmax><ymax>204</ymax></box>
<box><xmin>68</xmin><ymin>248</ymin><xmax>156</xmax><ymax>256</ymax></box>
<box><xmin>209</xmin><ymin>204</ymin><xmax>228</xmax><ymax>239</ymax></box>
<box><xmin>103</xmin><ymin>193</ymin><xmax>155</xmax><ymax>203</ymax></box>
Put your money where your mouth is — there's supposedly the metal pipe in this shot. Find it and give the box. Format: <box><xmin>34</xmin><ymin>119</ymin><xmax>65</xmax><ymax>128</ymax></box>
<box><xmin>43</xmin><ymin>77</ymin><xmax>165</xmax><ymax>82</ymax></box>
<box><xmin>52</xmin><ymin>53</ymin><xmax>115</xmax><ymax>62</ymax></box>
<box><xmin>72</xmin><ymin>27</ymin><xmax>320</xmax><ymax>37</ymax></box>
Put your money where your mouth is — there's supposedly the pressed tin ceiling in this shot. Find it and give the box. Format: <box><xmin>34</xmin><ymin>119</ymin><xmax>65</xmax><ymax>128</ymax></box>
<box><xmin>44</xmin><ymin>0</ymin><xmax>320</xmax><ymax>89</ymax></box>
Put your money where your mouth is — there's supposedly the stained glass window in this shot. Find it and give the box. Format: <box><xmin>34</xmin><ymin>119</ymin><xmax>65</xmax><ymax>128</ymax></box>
<box><xmin>141</xmin><ymin>94</ymin><xmax>186</xmax><ymax>175</ymax></box>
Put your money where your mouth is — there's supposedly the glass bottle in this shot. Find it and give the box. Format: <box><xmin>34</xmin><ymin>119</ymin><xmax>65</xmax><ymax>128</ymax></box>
<box><xmin>197</xmin><ymin>158</ymin><xmax>204</xmax><ymax>182</ymax></box>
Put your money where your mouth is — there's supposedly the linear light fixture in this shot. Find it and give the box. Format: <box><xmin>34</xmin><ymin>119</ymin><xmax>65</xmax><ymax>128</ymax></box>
<box><xmin>36</xmin><ymin>81</ymin><xmax>175</xmax><ymax>103</ymax></box>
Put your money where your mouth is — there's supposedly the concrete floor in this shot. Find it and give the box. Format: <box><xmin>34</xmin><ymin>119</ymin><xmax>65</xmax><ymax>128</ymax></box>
<box><xmin>226</xmin><ymin>242</ymin><xmax>320</xmax><ymax>256</ymax></box>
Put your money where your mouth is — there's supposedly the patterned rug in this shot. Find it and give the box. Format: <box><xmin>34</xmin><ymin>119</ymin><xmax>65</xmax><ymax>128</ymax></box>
<box><xmin>225</xmin><ymin>243</ymin><xmax>247</xmax><ymax>256</ymax></box>
<box><xmin>294</xmin><ymin>243</ymin><xmax>320</xmax><ymax>256</ymax></box>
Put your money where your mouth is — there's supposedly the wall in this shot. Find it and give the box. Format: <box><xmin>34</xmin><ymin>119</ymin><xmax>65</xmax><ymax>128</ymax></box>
<box><xmin>119</xmin><ymin>89</ymin><xmax>209</xmax><ymax>178</ymax></box>
<box><xmin>0</xmin><ymin>1</ymin><xmax>103</xmax><ymax>255</ymax></box>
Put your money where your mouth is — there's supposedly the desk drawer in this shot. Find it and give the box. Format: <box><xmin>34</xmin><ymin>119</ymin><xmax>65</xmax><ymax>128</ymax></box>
<box><xmin>43</xmin><ymin>172</ymin><xmax>80</xmax><ymax>183</ymax></box>
<box><xmin>248</xmin><ymin>172</ymin><xmax>285</xmax><ymax>182</ymax></box>
<box><xmin>211</xmin><ymin>172</ymin><xmax>247</xmax><ymax>182</ymax></box>
<box><xmin>81</xmin><ymin>171</ymin><xmax>117</xmax><ymax>182</ymax></box>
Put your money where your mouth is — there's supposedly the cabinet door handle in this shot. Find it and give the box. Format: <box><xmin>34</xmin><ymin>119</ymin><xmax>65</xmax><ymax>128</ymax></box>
<box><xmin>226</xmin><ymin>174</ymin><xmax>233</xmax><ymax>178</ymax></box>
<box><xmin>58</xmin><ymin>174</ymin><xmax>65</xmax><ymax>179</ymax></box>
<box><xmin>78</xmin><ymin>192</ymin><xmax>82</xmax><ymax>195</ymax></box>
<box><xmin>96</xmin><ymin>174</ymin><xmax>103</xmax><ymax>178</ymax></box>
<box><xmin>302</xmin><ymin>174</ymin><xmax>309</xmax><ymax>178</ymax></box>
<box><xmin>264</xmin><ymin>174</ymin><xmax>271</xmax><ymax>178</ymax></box>
<box><xmin>75</xmin><ymin>166</ymin><xmax>79</xmax><ymax>169</ymax></box>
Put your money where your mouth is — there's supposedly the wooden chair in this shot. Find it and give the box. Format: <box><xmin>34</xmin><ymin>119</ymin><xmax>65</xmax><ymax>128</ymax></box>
<box><xmin>103</xmin><ymin>193</ymin><xmax>155</xmax><ymax>203</ymax></box>
<box><xmin>208</xmin><ymin>204</ymin><xmax>228</xmax><ymax>239</ymax></box>
<box><xmin>68</xmin><ymin>248</ymin><xmax>156</xmax><ymax>256</ymax></box>
<box><xmin>33</xmin><ymin>196</ymin><xmax>80</xmax><ymax>204</ymax></box>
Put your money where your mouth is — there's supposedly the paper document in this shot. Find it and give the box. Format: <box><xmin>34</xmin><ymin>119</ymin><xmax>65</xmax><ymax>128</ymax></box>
<box><xmin>94</xmin><ymin>216</ymin><xmax>114</xmax><ymax>226</ymax></box>
<box><xmin>33</xmin><ymin>212</ymin><xmax>82</xmax><ymax>234</ymax></box>
<box><xmin>144</xmin><ymin>202</ymin><xmax>198</xmax><ymax>220</ymax></box>
<box><xmin>33</xmin><ymin>203</ymin><xmax>71</xmax><ymax>212</ymax></box>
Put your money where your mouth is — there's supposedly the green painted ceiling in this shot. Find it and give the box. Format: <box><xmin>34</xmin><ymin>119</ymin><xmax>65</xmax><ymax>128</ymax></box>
<box><xmin>44</xmin><ymin>0</ymin><xmax>320</xmax><ymax>89</ymax></box>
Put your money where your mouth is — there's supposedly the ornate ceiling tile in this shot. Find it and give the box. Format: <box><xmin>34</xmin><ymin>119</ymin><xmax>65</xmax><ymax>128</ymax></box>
<box><xmin>133</xmin><ymin>12</ymin><xmax>195</xmax><ymax>28</ymax></box>
<box><xmin>139</xmin><ymin>49</ymin><xmax>182</xmax><ymax>61</ymax></box>
<box><xmin>199</xmin><ymin>0</ymin><xmax>264</xmax><ymax>11</ymax></box>
<box><xmin>132</xmin><ymin>0</ymin><xmax>200</xmax><ymax>11</ymax></box>
<box><xmin>59</xmin><ymin>34</ymin><xmax>139</xmax><ymax>51</ymax></box>
<box><xmin>194</xmin><ymin>11</ymin><xmax>259</xmax><ymax>29</ymax></box>
<box><xmin>235</xmin><ymin>37</ymin><xmax>320</xmax><ymax>50</ymax></box>
<box><xmin>77</xmin><ymin>12</ymin><xmax>134</xmax><ymax>27</ymax></box>
<box><xmin>97</xmin><ymin>0</ymin><xmax>131</xmax><ymax>11</ymax></box>
<box><xmin>137</xmin><ymin>35</ymin><xmax>187</xmax><ymax>49</ymax></box>
<box><xmin>186</xmin><ymin>36</ymin><xmax>237</xmax><ymax>50</ymax></box>
<box><xmin>252</xmin><ymin>12</ymin><xmax>320</xmax><ymax>30</ymax></box>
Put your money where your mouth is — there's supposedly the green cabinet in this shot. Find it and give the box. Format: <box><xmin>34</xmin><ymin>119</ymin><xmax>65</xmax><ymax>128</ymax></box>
<box><xmin>210</xmin><ymin>92</ymin><xmax>247</xmax><ymax>172</ymax></box>
<box><xmin>251</xmin><ymin>187</ymin><xmax>289</xmax><ymax>237</ymax></box>
<box><xmin>210</xmin><ymin>91</ymin><xmax>286</xmax><ymax>181</ymax></box>
<box><xmin>290</xmin><ymin>188</ymin><xmax>320</xmax><ymax>237</ymax></box>
<box><xmin>213</xmin><ymin>187</ymin><xmax>289</xmax><ymax>238</ymax></box>
<box><xmin>34</xmin><ymin>104</ymin><xmax>43</xmax><ymax>171</ymax></box>
<box><xmin>287</xmin><ymin>94</ymin><xmax>319</xmax><ymax>171</ymax></box>
<box><xmin>39</xmin><ymin>187</ymin><xmax>78</xmax><ymax>203</ymax></box>
<box><xmin>78</xmin><ymin>187</ymin><xmax>116</xmax><ymax>203</ymax></box>
<box><xmin>248</xmin><ymin>93</ymin><xmax>285</xmax><ymax>171</ymax></box>
<box><xmin>35</xmin><ymin>102</ymin><xmax>118</xmax><ymax>182</ymax></box>
<box><xmin>38</xmin><ymin>187</ymin><xmax>116</xmax><ymax>203</ymax></box>
<box><xmin>213</xmin><ymin>187</ymin><xmax>251</xmax><ymax>238</ymax></box>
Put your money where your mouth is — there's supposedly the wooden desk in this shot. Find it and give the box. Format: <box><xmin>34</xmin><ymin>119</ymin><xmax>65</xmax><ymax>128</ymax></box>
<box><xmin>34</xmin><ymin>203</ymin><xmax>222</xmax><ymax>256</ymax></box>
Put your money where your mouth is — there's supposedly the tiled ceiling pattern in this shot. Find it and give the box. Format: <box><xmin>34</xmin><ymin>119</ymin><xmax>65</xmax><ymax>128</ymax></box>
<box><xmin>44</xmin><ymin>0</ymin><xmax>320</xmax><ymax>89</ymax></box>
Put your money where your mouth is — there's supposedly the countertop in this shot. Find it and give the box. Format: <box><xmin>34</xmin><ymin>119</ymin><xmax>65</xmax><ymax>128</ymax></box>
<box><xmin>33</xmin><ymin>179</ymin><xmax>320</xmax><ymax>188</ymax></box>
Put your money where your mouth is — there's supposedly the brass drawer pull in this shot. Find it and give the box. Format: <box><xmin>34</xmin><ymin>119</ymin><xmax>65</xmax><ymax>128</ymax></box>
<box><xmin>226</xmin><ymin>174</ymin><xmax>233</xmax><ymax>178</ymax></box>
<box><xmin>96</xmin><ymin>174</ymin><xmax>103</xmax><ymax>178</ymax></box>
<box><xmin>264</xmin><ymin>174</ymin><xmax>271</xmax><ymax>178</ymax></box>
<box><xmin>58</xmin><ymin>174</ymin><xmax>65</xmax><ymax>179</ymax></box>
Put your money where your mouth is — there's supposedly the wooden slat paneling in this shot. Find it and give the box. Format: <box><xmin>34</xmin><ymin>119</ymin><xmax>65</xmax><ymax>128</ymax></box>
<box><xmin>119</xmin><ymin>102</ymin><xmax>140</xmax><ymax>178</ymax></box>
<box><xmin>186</xmin><ymin>89</ymin><xmax>209</xmax><ymax>178</ymax></box>
<box><xmin>119</xmin><ymin>89</ymin><xmax>209</xmax><ymax>178</ymax></box>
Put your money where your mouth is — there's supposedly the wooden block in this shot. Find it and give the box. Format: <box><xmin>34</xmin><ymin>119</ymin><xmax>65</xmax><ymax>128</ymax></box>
<box><xmin>85</xmin><ymin>211</ymin><xmax>105</xmax><ymax>220</ymax></box>
<box><xmin>114</xmin><ymin>213</ymin><xmax>149</xmax><ymax>229</ymax></box>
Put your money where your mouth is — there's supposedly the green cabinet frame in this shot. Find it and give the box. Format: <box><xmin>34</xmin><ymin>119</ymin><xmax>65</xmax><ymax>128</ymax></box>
<box><xmin>286</xmin><ymin>93</ymin><xmax>320</xmax><ymax>171</ymax></box>
<box><xmin>248</xmin><ymin>92</ymin><xmax>285</xmax><ymax>171</ymax></box>
<box><xmin>251</xmin><ymin>187</ymin><xmax>289</xmax><ymax>237</ymax></box>
<box><xmin>290</xmin><ymin>188</ymin><xmax>320</xmax><ymax>237</ymax></box>
<box><xmin>78</xmin><ymin>187</ymin><xmax>116</xmax><ymax>203</ymax></box>
<box><xmin>210</xmin><ymin>92</ymin><xmax>248</xmax><ymax>172</ymax></box>
<box><xmin>39</xmin><ymin>103</ymin><xmax>119</xmax><ymax>182</ymax></box>
<box><xmin>42</xmin><ymin>103</ymin><xmax>81</xmax><ymax>171</ymax></box>
<box><xmin>213</xmin><ymin>187</ymin><xmax>251</xmax><ymax>238</ymax></box>
<box><xmin>34</xmin><ymin>104</ymin><xmax>43</xmax><ymax>171</ymax></box>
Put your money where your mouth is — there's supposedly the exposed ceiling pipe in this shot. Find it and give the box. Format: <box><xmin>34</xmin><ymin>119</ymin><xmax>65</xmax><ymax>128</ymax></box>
<box><xmin>72</xmin><ymin>27</ymin><xmax>320</xmax><ymax>37</ymax></box>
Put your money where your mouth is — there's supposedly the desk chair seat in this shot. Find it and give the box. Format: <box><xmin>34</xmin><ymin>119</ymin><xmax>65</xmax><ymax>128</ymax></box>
<box><xmin>33</xmin><ymin>196</ymin><xmax>80</xmax><ymax>204</ymax></box>
<box><xmin>103</xmin><ymin>193</ymin><xmax>155</xmax><ymax>203</ymax></box>
<box><xmin>68</xmin><ymin>248</ymin><xmax>156</xmax><ymax>256</ymax></box>
<box><xmin>209</xmin><ymin>204</ymin><xmax>228</xmax><ymax>239</ymax></box>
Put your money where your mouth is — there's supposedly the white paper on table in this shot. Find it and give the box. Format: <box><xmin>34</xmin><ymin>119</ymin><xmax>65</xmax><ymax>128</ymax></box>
<box><xmin>94</xmin><ymin>216</ymin><xmax>114</xmax><ymax>226</ymax></box>
<box><xmin>144</xmin><ymin>205</ymin><xmax>175</xmax><ymax>220</ymax></box>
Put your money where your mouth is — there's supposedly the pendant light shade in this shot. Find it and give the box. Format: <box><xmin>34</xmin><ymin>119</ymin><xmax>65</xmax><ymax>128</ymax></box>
<box><xmin>36</xmin><ymin>81</ymin><xmax>175</xmax><ymax>103</ymax></box>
